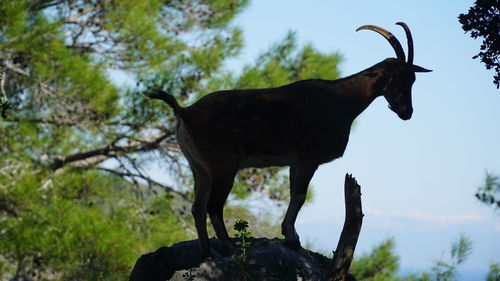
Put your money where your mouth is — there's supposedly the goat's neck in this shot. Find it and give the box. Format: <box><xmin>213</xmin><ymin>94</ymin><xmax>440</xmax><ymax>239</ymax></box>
<box><xmin>333</xmin><ymin>64</ymin><xmax>388</xmax><ymax>121</ymax></box>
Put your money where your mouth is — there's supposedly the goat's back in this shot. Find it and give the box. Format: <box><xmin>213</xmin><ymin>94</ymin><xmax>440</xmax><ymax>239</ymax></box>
<box><xmin>177</xmin><ymin>80</ymin><xmax>353</xmax><ymax>166</ymax></box>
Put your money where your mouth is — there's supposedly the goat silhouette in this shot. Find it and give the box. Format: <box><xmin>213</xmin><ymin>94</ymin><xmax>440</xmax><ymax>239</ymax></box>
<box><xmin>148</xmin><ymin>22</ymin><xmax>431</xmax><ymax>258</ymax></box>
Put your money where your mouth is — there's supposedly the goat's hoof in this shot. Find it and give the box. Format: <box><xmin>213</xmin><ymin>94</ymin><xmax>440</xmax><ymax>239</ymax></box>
<box><xmin>200</xmin><ymin>247</ymin><xmax>222</xmax><ymax>260</ymax></box>
<box><xmin>220</xmin><ymin>242</ymin><xmax>239</xmax><ymax>257</ymax></box>
<box><xmin>200</xmin><ymin>249</ymin><xmax>211</xmax><ymax>261</ymax></box>
<box><xmin>209</xmin><ymin>248</ymin><xmax>222</xmax><ymax>259</ymax></box>
<box><xmin>199</xmin><ymin>244</ymin><xmax>222</xmax><ymax>260</ymax></box>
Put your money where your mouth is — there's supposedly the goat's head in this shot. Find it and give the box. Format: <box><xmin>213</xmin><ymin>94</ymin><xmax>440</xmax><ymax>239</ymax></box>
<box><xmin>357</xmin><ymin>22</ymin><xmax>431</xmax><ymax>120</ymax></box>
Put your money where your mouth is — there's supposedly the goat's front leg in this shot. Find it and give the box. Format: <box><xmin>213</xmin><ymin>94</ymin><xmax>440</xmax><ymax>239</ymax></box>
<box><xmin>282</xmin><ymin>163</ymin><xmax>318</xmax><ymax>250</ymax></box>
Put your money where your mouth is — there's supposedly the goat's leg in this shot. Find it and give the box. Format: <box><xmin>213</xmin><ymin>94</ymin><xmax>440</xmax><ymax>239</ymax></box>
<box><xmin>281</xmin><ymin>163</ymin><xmax>318</xmax><ymax>249</ymax></box>
<box><xmin>190</xmin><ymin>165</ymin><xmax>212</xmax><ymax>259</ymax></box>
<box><xmin>207</xmin><ymin>170</ymin><xmax>237</xmax><ymax>256</ymax></box>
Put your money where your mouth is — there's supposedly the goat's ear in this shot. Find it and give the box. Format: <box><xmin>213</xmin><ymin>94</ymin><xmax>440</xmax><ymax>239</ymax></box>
<box><xmin>412</xmin><ymin>64</ymin><xmax>432</xmax><ymax>73</ymax></box>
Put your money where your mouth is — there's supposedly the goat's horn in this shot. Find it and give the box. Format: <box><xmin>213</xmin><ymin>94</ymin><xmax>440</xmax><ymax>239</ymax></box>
<box><xmin>356</xmin><ymin>25</ymin><xmax>406</xmax><ymax>62</ymax></box>
<box><xmin>396</xmin><ymin>22</ymin><xmax>414</xmax><ymax>65</ymax></box>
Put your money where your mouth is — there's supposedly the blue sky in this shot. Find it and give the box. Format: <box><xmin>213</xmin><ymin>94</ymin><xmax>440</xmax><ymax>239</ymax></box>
<box><xmin>225</xmin><ymin>0</ymin><xmax>499</xmax><ymax>278</ymax></box>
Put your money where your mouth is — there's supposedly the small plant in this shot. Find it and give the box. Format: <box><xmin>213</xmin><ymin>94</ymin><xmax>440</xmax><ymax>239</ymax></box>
<box><xmin>234</xmin><ymin>219</ymin><xmax>252</xmax><ymax>258</ymax></box>
<box><xmin>231</xmin><ymin>219</ymin><xmax>257</xmax><ymax>281</ymax></box>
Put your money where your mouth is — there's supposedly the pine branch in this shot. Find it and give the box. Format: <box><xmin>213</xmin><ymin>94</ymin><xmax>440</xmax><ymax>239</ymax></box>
<box><xmin>95</xmin><ymin>166</ymin><xmax>191</xmax><ymax>202</ymax></box>
<box><xmin>42</xmin><ymin>132</ymin><xmax>171</xmax><ymax>170</ymax></box>
<box><xmin>6</xmin><ymin>117</ymin><xmax>142</xmax><ymax>128</ymax></box>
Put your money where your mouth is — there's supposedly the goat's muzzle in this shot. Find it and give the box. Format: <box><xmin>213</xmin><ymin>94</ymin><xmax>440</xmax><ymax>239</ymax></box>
<box><xmin>398</xmin><ymin>107</ymin><xmax>413</xmax><ymax>120</ymax></box>
<box><xmin>389</xmin><ymin>104</ymin><xmax>413</xmax><ymax>120</ymax></box>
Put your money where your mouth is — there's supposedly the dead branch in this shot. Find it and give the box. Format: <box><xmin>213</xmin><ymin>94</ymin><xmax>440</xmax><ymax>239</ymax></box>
<box><xmin>329</xmin><ymin>173</ymin><xmax>364</xmax><ymax>281</ymax></box>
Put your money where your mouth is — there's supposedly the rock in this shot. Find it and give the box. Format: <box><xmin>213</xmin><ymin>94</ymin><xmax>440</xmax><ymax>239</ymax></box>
<box><xmin>129</xmin><ymin>237</ymin><xmax>333</xmax><ymax>281</ymax></box>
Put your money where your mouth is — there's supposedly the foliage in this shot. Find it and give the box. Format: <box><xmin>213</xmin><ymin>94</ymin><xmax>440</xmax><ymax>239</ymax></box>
<box><xmin>207</xmin><ymin>30</ymin><xmax>342</xmax><ymax>92</ymax></box>
<box><xmin>476</xmin><ymin>172</ymin><xmax>500</xmax><ymax>212</ymax></box>
<box><xmin>0</xmin><ymin>0</ymin><xmax>343</xmax><ymax>279</ymax></box>
<box><xmin>349</xmin><ymin>235</ymin><xmax>473</xmax><ymax>281</ymax></box>
<box><xmin>234</xmin><ymin>219</ymin><xmax>252</xmax><ymax>257</ymax></box>
<box><xmin>428</xmin><ymin>234</ymin><xmax>473</xmax><ymax>281</ymax></box>
<box><xmin>0</xmin><ymin>160</ymin><xmax>191</xmax><ymax>280</ymax></box>
<box><xmin>223</xmin><ymin>204</ymin><xmax>280</xmax><ymax>238</ymax></box>
<box><xmin>458</xmin><ymin>0</ymin><xmax>500</xmax><ymax>88</ymax></box>
<box><xmin>486</xmin><ymin>263</ymin><xmax>500</xmax><ymax>281</ymax></box>
<box><xmin>350</xmin><ymin>239</ymin><xmax>399</xmax><ymax>281</ymax></box>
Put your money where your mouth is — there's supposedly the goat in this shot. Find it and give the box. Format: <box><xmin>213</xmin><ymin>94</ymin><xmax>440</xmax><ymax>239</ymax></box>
<box><xmin>148</xmin><ymin>22</ymin><xmax>431</xmax><ymax>258</ymax></box>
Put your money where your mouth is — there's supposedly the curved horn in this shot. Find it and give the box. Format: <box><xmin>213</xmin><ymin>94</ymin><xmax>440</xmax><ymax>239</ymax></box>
<box><xmin>356</xmin><ymin>25</ymin><xmax>406</xmax><ymax>62</ymax></box>
<box><xmin>396</xmin><ymin>22</ymin><xmax>414</xmax><ymax>65</ymax></box>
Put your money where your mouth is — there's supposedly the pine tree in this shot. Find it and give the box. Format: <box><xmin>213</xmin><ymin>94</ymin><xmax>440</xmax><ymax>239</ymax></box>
<box><xmin>0</xmin><ymin>1</ymin><xmax>342</xmax><ymax>279</ymax></box>
<box><xmin>348</xmin><ymin>235</ymin><xmax>473</xmax><ymax>281</ymax></box>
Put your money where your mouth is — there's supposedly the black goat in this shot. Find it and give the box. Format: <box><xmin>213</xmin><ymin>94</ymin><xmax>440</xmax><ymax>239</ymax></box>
<box><xmin>148</xmin><ymin>22</ymin><xmax>431</xmax><ymax>258</ymax></box>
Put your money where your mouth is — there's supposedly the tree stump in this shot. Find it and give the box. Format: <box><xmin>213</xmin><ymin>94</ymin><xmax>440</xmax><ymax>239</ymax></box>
<box><xmin>328</xmin><ymin>173</ymin><xmax>363</xmax><ymax>281</ymax></box>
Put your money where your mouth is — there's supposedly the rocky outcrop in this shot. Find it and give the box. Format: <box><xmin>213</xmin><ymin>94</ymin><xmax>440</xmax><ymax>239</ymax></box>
<box><xmin>129</xmin><ymin>237</ymin><xmax>334</xmax><ymax>281</ymax></box>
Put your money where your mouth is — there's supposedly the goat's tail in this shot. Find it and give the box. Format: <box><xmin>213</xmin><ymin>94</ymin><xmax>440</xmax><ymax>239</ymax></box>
<box><xmin>146</xmin><ymin>90</ymin><xmax>184</xmax><ymax>116</ymax></box>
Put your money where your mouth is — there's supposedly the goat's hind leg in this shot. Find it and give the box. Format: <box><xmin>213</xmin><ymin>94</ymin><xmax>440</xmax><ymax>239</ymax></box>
<box><xmin>207</xmin><ymin>165</ymin><xmax>238</xmax><ymax>256</ymax></box>
<box><xmin>190</xmin><ymin>163</ymin><xmax>212</xmax><ymax>259</ymax></box>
